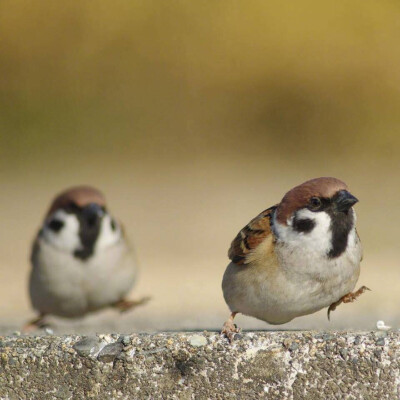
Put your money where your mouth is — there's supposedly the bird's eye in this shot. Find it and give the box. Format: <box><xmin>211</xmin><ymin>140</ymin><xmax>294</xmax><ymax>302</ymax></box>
<box><xmin>110</xmin><ymin>219</ymin><xmax>117</xmax><ymax>231</ymax></box>
<box><xmin>309</xmin><ymin>197</ymin><xmax>322</xmax><ymax>210</ymax></box>
<box><xmin>48</xmin><ymin>219</ymin><xmax>64</xmax><ymax>232</ymax></box>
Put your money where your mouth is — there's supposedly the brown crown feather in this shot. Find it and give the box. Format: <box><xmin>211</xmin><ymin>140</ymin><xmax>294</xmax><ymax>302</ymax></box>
<box><xmin>47</xmin><ymin>186</ymin><xmax>106</xmax><ymax>216</ymax></box>
<box><xmin>275</xmin><ymin>177</ymin><xmax>348</xmax><ymax>225</ymax></box>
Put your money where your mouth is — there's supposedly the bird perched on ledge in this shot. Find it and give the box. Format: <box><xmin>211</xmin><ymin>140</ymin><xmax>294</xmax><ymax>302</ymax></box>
<box><xmin>222</xmin><ymin>177</ymin><xmax>369</xmax><ymax>342</ymax></box>
<box><xmin>26</xmin><ymin>186</ymin><xmax>148</xmax><ymax>330</ymax></box>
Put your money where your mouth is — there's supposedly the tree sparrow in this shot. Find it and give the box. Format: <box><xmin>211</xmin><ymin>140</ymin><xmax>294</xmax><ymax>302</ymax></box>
<box><xmin>26</xmin><ymin>186</ymin><xmax>148</xmax><ymax>330</ymax></box>
<box><xmin>222</xmin><ymin>177</ymin><xmax>369</xmax><ymax>342</ymax></box>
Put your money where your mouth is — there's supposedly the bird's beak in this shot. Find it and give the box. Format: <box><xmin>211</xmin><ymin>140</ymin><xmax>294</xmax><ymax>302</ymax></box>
<box><xmin>334</xmin><ymin>190</ymin><xmax>358</xmax><ymax>212</ymax></box>
<box><xmin>82</xmin><ymin>203</ymin><xmax>104</xmax><ymax>227</ymax></box>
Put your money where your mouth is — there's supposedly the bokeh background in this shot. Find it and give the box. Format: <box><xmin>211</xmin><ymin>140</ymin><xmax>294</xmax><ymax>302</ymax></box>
<box><xmin>0</xmin><ymin>0</ymin><xmax>399</xmax><ymax>334</ymax></box>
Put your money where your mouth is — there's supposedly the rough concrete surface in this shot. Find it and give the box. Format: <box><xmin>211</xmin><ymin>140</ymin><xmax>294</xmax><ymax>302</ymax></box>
<box><xmin>0</xmin><ymin>330</ymin><xmax>399</xmax><ymax>399</ymax></box>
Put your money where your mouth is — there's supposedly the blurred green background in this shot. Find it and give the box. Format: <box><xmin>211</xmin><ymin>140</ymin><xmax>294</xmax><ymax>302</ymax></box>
<box><xmin>0</xmin><ymin>1</ymin><xmax>399</xmax><ymax>333</ymax></box>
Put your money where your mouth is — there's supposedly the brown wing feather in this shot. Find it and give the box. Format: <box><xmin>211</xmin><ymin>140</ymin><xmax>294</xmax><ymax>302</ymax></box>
<box><xmin>228</xmin><ymin>206</ymin><xmax>277</xmax><ymax>265</ymax></box>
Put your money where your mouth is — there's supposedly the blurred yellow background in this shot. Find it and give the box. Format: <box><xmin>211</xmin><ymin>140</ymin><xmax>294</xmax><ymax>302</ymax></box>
<box><xmin>0</xmin><ymin>1</ymin><xmax>399</xmax><ymax>333</ymax></box>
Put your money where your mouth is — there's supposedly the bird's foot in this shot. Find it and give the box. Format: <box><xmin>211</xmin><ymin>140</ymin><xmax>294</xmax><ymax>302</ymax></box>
<box><xmin>328</xmin><ymin>286</ymin><xmax>371</xmax><ymax>320</ymax></box>
<box><xmin>113</xmin><ymin>296</ymin><xmax>151</xmax><ymax>313</ymax></box>
<box><xmin>221</xmin><ymin>312</ymin><xmax>241</xmax><ymax>343</ymax></box>
<box><xmin>22</xmin><ymin>314</ymin><xmax>49</xmax><ymax>333</ymax></box>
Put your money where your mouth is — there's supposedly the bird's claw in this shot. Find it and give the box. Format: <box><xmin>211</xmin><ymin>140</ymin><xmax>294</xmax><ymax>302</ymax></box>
<box><xmin>328</xmin><ymin>286</ymin><xmax>371</xmax><ymax>320</ymax></box>
<box><xmin>22</xmin><ymin>314</ymin><xmax>49</xmax><ymax>333</ymax></box>
<box><xmin>221</xmin><ymin>320</ymin><xmax>241</xmax><ymax>343</ymax></box>
<box><xmin>113</xmin><ymin>296</ymin><xmax>151</xmax><ymax>313</ymax></box>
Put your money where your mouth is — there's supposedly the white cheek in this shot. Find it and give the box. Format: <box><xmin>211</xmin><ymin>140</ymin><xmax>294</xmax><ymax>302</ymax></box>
<box><xmin>274</xmin><ymin>209</ymin><xmax>333</xmax><ymax>255</ymax></box>
<box><xmin>42</xmin><ymin>210</ymin><xmax>81</xmax><ymax>252</ymax></box>
<box><xmin>95</xmin><ymin>214</ymin><xmax>121</xmax><ymax>251</ymax></box>
<box><xmin>352</xmin><ymin>209</ymin><xmax>357</xmax><ymax>224</ymax></box>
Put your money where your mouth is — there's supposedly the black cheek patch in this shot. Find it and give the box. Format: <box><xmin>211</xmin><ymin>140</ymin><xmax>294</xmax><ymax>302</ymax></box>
<box><xmin>48</xmin><ymin>219</ymin><xmax>64</xmax><ymax>232</ymax></box>
<box><xmin>293</xmin><ymin>217</ymin><xmax>315</xmax><ymax>233</ymax></box>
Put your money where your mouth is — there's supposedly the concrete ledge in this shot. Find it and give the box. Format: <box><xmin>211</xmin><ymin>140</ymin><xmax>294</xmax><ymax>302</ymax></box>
<box><xmin>0</xmin><ymin>331</ymin><xmax>399</xmax><ymax>399</ymax></box>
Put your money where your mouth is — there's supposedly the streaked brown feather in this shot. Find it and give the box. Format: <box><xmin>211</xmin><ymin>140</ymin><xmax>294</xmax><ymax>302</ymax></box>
<box><xmin>228</xmin><ymin>206</ymin><xmax>277</xmax><ymax>265</ymax></box>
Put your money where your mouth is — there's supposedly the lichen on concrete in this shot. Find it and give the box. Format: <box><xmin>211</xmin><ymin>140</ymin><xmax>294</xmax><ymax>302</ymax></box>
<box><xmin>0</xmin><ymin>331</ymin><xmax>399</xmax><ymax>399</ymax></box>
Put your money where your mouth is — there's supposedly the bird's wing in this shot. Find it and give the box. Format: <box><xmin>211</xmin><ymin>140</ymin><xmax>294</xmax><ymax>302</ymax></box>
<box><xmin>228</xmin><ymin>206</ymin><xmax>277</xmax><ymax>265</ymax></box>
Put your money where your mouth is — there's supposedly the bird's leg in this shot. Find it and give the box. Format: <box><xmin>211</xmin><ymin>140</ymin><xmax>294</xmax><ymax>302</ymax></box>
<box><xmin>221</xmin><ymin>312</ymin><xmax>241</xmax><ymax>343</ymax></box>
<box><xmin>112</xmin><ymin>296</ymin><xmax>151</xmax><ymax>313</ymax></box>
<box><xmin>328</xmin><ymin>286</ymin><xmax>370</xmax><ymax>320</ymax></box>
<box><xmin>22</xmin><ymin>314</ymin><xmax>48</xmax><ymax>333</ymax></box>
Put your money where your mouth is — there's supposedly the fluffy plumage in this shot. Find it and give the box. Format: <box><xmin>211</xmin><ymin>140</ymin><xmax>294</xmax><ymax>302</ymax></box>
<box><xmin>222</xmin><ymin>177</ymin><xmax>367</xmax><ymax>342</ymax></box>
<box><xmin>26</xmin><ymin>186</ymin><xmax>144</xmax><ymax>330</ymax></box>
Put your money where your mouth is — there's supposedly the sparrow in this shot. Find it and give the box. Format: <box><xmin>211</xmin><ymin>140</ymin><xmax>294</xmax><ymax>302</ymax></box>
<box><xmin>222</xmin><ymin>177</ymin><xmax>369</xmax><ymax>342</ymax></box>
<box><xmin>26</xmin><ymin>186</ymin><xmax>148</xmax><ymax>330</ymax></box>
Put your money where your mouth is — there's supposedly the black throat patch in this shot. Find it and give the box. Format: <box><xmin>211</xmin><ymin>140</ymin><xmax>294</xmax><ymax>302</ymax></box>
<box><xmin>67</xmin><ymin>205</ymin><xmax>103</xmax><ymax>261</ymax></box>
<box><xmin>74</xmin><ymin>216</ymin><xmax>101</xmax><ymax>261</ymax></box>
<box><xmin>327</xmin><ymin>209</ymin><xmax>354</xmax><ymax>258</ymax></box>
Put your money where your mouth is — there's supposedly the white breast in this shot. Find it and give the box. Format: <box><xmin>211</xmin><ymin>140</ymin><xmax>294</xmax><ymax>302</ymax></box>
<box><xmin>223</xmin><ymin>210</ymin><xmax>362</xmax><ymax>324</ymax></box>
<box><xmin>273</xmin><ymin>225</ymin><xmax>361</xmax><ymax>318</ymax></box>
<box><xmin>29</xmin><ymin>235</ymin><xmax>137</xmax><ymax>318</ymax></box>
